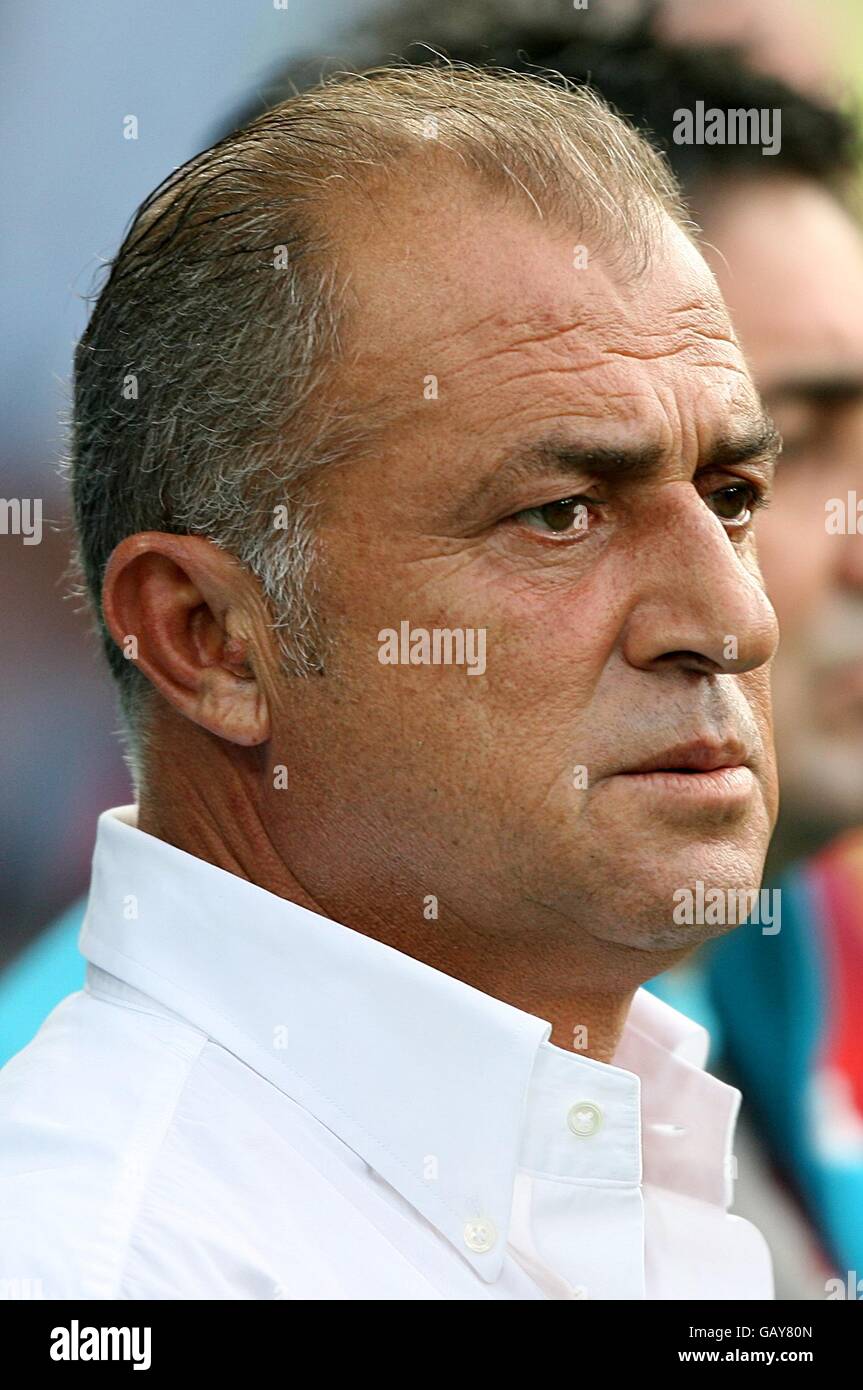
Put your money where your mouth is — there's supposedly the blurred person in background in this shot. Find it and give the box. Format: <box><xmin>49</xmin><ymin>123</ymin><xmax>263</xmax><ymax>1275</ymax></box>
<box><xmin>3</xmin><ymin>0</ymin><xmax>862</xmax><ymax>1297</ymax></box>
<box><xmin>659</xmin><ymin>0</ymin><xmax>841</xmax><ymax>101</ymax></box>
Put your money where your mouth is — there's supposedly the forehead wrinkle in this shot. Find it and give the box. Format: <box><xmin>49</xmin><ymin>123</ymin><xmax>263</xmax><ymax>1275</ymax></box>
<box><xmin>341</xmin><ymin>219</ymin><xmax>748</xmax><ymax>460</ymax></box>
<box><xmin>485</xmin><ymin>359</ymin><xmax>636</xmax><ymax>397</ymax></box>
<box><xmin>603</xmin><ymin>346</ymin><xmax>752</xmax><ymax>377</ymax></box>
<box><xmin>414</xmin><ymin>314</ymin><xmax>602</xmax><ymax>395</ymax></box>
<box><xmin>438</xmin><ymin>305</ymin><xmax>744</xmax><ymax>391</ymax></box>
<box><xmin>453</xmin><ymin>338</ymin><xmax>753</xmax><ymax>416</ymax></box>
<box><xmin>487</xmin><ymin>316</ymin><xmax>596</xmax><ymax>357</ymax></box>
<box><xmin>416</xmin><ymin>321</ymin><xmax>740</xmax><ymax>411</ymax></box>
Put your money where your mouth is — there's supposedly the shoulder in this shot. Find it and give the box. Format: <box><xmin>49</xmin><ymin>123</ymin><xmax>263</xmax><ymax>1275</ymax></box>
<box><xmin>0</xmin><ymin>983</ymin><xmax>207</xmax><ymax>1298</ymax></box>
<box><xmin>0</xmin><ymin>980</ymin><xmax>414</xmax><ymax>1299</ymax></box>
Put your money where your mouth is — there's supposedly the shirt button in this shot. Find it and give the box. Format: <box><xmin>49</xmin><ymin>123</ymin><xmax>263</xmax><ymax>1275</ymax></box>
<box><xmin>567</xmin><ymin>1101</ymin><xmax>603</xmax><ymax>1137</ymax></box>
<box><xmin>570</xmin><ymin>1285</ymin><xmax>590</xmax><ymax>1299</ymax></box>
<box><xmin>463</xmin><ymin>1217</ymin><xmax>497</xmax><ymax>1253</ymax></box>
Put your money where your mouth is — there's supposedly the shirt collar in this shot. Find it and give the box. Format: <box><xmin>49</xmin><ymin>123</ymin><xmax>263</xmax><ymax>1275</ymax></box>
<box><xmin>79</xmin><ymin>805</ymin><xmax>738</xmax><ymax>1282</ymax></box>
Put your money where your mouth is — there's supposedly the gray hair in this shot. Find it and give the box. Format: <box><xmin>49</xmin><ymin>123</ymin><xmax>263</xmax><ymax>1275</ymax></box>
<box><xmin>68</xmin><ymin>60</ymin><xmax>687</xmax><ymax>778</ymax></box>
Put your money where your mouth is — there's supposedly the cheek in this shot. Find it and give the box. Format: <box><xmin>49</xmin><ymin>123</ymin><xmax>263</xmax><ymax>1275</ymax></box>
<box><xmin>319</xmin><ymin>523</ymin><xmax>625</xmax><ymax>744</ymax></box>
<box><xmin>746</xmin><ymin>667</ymin><xmax>779</xmax><ymax>794</ymax></box>
<box><xmin>490</xmin><ymin>571</ymin><xmax>622</xmax><ymax>704</ymax></box>
<box><xmin>747</xmin><ymin>665</ymin><xmax>777</xmax><ymax>744</ymax></box>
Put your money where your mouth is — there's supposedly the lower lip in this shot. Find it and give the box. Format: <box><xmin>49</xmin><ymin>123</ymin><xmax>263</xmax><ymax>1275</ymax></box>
<box><xmin>611</xmin><ymin>766</ymin><xmax>755</xmax><ymax>802</ymax></box>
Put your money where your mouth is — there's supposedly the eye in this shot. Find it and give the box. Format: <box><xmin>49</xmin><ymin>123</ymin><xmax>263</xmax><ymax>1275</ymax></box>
<box><xmin>705</xmin><ymin>482</ymin><xmax>765</xmax><ymax>528</ymax></box>
<box><xmin>512</xmin><ymin>496</ymin><xmax>594</xmax><ymax>537</ymax></box>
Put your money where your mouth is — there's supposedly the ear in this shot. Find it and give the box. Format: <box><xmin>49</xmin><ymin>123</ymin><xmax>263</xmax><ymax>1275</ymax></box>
<box><xmin>101</xmin><ymin>532</ymin><xmax>272</xmax><ymax>746</ymax></box>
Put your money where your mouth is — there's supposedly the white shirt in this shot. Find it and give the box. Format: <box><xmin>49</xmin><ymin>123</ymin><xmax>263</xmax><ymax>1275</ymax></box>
<box><xmin>0</xmin><ymin>806</ymin><xmax>773</xmax><ymax>1300</ymax></box>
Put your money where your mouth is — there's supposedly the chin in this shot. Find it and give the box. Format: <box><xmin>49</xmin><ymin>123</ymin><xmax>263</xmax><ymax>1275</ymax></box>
<box><xmin>575</xmin><ymin>835</ymin><xmax>774</xmax><ymax>952</ymax></box>
<box><xmin>592</xmin><ymin>909</ymin><xmax>739</xmax><ymax>953</ymax></box>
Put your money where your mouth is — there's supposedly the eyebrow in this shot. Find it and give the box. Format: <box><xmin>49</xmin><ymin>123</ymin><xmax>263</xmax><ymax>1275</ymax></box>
<box><xmin>455</xmin><ymin>415</ymin><xmax>781</xmax><ymax>518</ymax></box>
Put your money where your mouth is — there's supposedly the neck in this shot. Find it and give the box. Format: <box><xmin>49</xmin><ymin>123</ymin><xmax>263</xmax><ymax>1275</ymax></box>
<box><xmin>137</xmin><ymin>717</ymin><xmax>683</xmax><ymax>1065</ymax></box>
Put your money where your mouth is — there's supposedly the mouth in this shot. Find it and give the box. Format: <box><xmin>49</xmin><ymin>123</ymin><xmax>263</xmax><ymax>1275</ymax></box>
<box><xmin>610</xmin><ymin>739</ymin><xmax>756</xmax><ymax>803</ymax></box>
<box><xmin>622</xmin><ymin>738</ymin><xmax>751</xmax><ymax>776</ymax></box>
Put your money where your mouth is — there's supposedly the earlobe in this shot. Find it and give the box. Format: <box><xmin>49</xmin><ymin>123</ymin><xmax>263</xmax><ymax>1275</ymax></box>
<box><xmin>101</xmin><ymin>532</ymin><xmax>272</xmax><ymax>747</ymax></box>
<box><xmin>194</xmin><ymin>665</ymin><xmax>271</xmax><ymax>746</ymax></box>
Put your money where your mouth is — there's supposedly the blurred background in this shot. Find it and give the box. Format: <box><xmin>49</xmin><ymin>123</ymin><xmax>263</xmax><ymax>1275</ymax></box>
<box><xmin>3</xmin><ymin>0</ymin><xmax>863</xmax><ymax>1298</ymax></box>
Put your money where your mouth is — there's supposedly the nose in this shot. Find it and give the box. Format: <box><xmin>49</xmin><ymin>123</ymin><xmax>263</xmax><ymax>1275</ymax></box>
<box><xmin>621</xmin><ymin>486</ymin><xmax>780</xmax><ymax>676</ymax></box>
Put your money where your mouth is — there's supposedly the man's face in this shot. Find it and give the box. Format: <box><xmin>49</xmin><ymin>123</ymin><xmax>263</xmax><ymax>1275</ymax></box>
<box><xmin>267</xmin><ymin>180</ymin><xmax>779</xmax><ymax>954</ymax></box>
<box><xmin>703</xmin><ymin>176</ymin><xmax>863</xmax><ymax>830</ymax></box>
